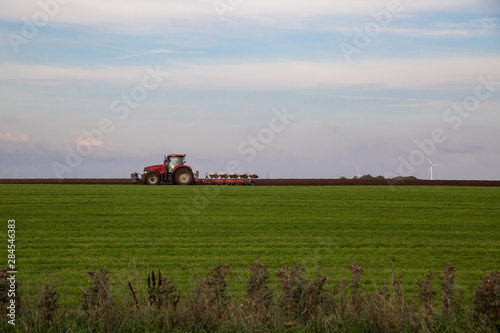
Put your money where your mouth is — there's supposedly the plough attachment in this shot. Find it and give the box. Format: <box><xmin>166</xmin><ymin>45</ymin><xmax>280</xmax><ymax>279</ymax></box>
<box><xmin>197</xmin><ymin>172</ymin><xmax>258</xmax><ymax>185</ymax></box>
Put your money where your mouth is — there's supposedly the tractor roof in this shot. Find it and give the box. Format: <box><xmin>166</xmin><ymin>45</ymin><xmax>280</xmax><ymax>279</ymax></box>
<box><xmin>168</xmin><ymin>154</ymin><xmax>186</xmax><ymax>158</ymax></box>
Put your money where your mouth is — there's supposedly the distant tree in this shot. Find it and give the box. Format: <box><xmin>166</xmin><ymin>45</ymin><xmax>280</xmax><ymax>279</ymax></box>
<box><xmin>393</xmin><ymin>176</ymin><xmax>418</xmax><ymax>180</ymax></box>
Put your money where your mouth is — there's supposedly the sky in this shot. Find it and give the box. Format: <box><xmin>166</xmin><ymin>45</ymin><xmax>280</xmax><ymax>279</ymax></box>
<box><xmin>0</xmin><ymin>0</ymin><xmax>499</xmax><ymax>180</ymax></box>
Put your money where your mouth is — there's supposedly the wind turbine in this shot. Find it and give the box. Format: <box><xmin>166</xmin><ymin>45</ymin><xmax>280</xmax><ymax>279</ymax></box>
<box><xmin>426</xmin><ymin>156</ymin><xmax>440</xmax><ymax>180</ymax></box>
<box><xmin>353</xmin><ymin>164</ymin><xmax>361</xmax><ymax>179</ymax></box>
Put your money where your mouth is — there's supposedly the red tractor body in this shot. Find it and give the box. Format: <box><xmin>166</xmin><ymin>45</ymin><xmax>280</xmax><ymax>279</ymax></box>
<box><xmin>131</xmin><ymin>154</ymin><xmax>195</xmax><ymax>185</ymax></box>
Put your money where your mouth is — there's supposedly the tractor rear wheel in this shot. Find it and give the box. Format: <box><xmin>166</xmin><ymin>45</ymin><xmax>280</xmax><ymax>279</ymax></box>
<box><xmin>174</xmin><ymin>168</ymin><xmax>194</xmax><ymax>185</ymax></box>
<box><xmin>145</xmin><ymin>172</ymin><xmax>161</xmax><ymax>185</ymax></box>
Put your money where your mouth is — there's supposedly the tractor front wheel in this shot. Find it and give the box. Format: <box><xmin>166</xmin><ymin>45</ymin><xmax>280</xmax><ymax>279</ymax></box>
<box><xmin>174</xmin><ymin>168</ymin><xmax>194</xmax><ymax>185</ymax></box>
<box><xmin>145</xmin><ymin>172</ymin><xmax>161</xmax><ymax>185</ymax></box>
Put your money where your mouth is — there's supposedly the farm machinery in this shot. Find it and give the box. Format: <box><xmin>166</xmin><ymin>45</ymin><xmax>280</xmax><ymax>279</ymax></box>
<box><xmin>131</xmin><ymin>154</ymin><xmax>258</xmax><ymax>185</ymax></box>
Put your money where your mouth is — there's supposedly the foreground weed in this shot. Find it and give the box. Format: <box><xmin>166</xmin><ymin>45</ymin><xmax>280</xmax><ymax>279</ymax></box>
<box><xmin>174</xmin><ymin>263</ymin><xmax>233</xmax><ymax>331</ymax></box>
<box><xmin>80</xmin><ymin>268</ymin><xmax>112</xmax><ymax>314</ymax></box>
<box><xmin>147</xmin><ymin>269</ymin><xmax>179</xmax><ymax>308</ymax></box>
<box><xmin>304</xmin><ymin>269</ymin><xmax>328</xmax><ymax>319</ymax></box>
<box><xmin>440</xmin><ymin>263</ymin><xmax>464</xmax><ymax>317</ymax></box>
<box><xmin>416</xmin><ymin>270</ymin><xmax>436</xmax><ymax>319</ymax></box>
<box><xmin>366</xmin><ymin>290</ymin><xmax>401</xmax><ymax>333</ymax></box>
<box><xmin>276</xmin><ymin>265</ymin><xmax>328</xmax><ymax>323</ymax></box>
<box><xmin>331</xmin><ymin>274</ymin><xmax>348</xmax><ymax>314</ymax></box>
<box><xmin>473</xmin><ymin>271</ymin><xmax>500</xmax><ymax>326</ymax></box>
<box><xmin>204</xmin><ymin>264</ymin><xmax>232</xmax><ymax>315</ymax></box>
<box><xmin>276</xmin><ymin>265</ymin><xmax>307</xmax><ymax>321</ymax></box>
<box><xmin>348</xmin><ymin>262</ymin><xmax>364</xmax><ymax>311</ymax></box>
<box><xmin>37</xmin><ymin>283</ymin><xmax>60</xmax><ymax>323</ymax></box>
<box><xmin>244</xmin><ymin>261</ymin><xmax>273</xmax><ymax>326</ymax></box>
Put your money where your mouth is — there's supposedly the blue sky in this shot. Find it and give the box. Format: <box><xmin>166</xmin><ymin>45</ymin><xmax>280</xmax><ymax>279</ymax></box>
<box><xmin>0</xmin><ymin>0</ymin><xmax>499</xmax><ymax>180</ymax></box>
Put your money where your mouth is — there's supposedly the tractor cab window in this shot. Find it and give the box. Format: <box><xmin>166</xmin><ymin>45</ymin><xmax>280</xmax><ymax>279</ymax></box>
<box><xmin>167</xmin><ymin>156</ymin><xmax>184</xmax><ymax>173</ymax></box>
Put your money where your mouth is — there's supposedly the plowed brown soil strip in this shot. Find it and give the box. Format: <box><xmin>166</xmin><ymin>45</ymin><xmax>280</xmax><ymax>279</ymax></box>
<box><xmin>1</xmin><ymin>178</ymin><xmax>499</xmax><ymax>186</ymax></box>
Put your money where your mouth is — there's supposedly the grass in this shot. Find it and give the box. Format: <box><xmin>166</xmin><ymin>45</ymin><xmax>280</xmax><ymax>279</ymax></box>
<box><xmin>0</xmin><ymin>184</ymin><xmax>499</xmax><ymax>306</ymax></box>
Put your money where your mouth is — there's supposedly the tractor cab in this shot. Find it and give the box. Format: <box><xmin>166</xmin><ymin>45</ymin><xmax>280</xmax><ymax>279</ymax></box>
<box><xmin>165</xmin><ymin>154</ymin><xmax>187</xmax><ymax>173</ymax></box>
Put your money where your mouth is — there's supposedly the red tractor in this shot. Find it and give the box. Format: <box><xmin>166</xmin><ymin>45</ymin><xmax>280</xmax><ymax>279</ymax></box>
<box><xmin>132</xmin><ymin>154</ymin><xmax>258</xmax><ymax>185</ymax></box>
<box><xmin>131</xmin><ymin>154</ymin><xmax>194</xmax><ymax>185</ymax></box>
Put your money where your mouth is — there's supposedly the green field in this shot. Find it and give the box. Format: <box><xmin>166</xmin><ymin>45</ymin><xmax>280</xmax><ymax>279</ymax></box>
<box><xmin>1</xmin><ymin>184</ymin><xmax>499</xmax><ymax>303</ymax></box>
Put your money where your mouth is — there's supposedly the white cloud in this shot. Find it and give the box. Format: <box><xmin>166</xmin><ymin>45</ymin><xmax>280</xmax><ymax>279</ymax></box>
<box><xmin>385</xmin><ymin>27</ymin><xmax>477</xmax><ymax>37</ymax></box>
<box><xmin>0</xmin><ymin>63</ymin><xmax>148</xmax><ymax>85</ymax></box>
<box><xmin>480</xmin><ymin>18</ymin><xmax>499</xmax><ymax>30</ymax></box>
<box><xmin>1</xmin><ymin>0</ymin><xmax>497</xmax><ymax>29</ymax></box>
<box><xmin>2</xmin><ymin>56</ymin><xmax>499</xmax><ymax>90</ymax></box>
<box><xmin>384</xmin><ymin>18</ymin><xmax>500</xmax><ymax>37</ymax></box>
<box><xmin>74</xmin><ymin>134</ymin><xmax>104</xmax><ymax>148</ymax></box>
<box><xmin>151</xmin><ymin>49</ymin><xmax>178</xmax><ymax>54</ymax></box>
<box><xmin>170</xmin><ymin>56</ymin><xmax>500</xmax><ymax>91</ymax></box>
<box><xmin>0</xmin><ymin>132</ymin><xmax>30</xmax><ymax>143</ymax></box>
<box><xmin>0</xmin><ymin>132</ymin><xmax>35</xmax><ymax>154</ymax></box>
<box><xmin>0</xmin><ymin>1</ymin><xmax>210</xmax><ymax>25</ymax></box>
<box><xmin>112</xmin><ymin>49</ymin><xmax>204</xmax><ymax>60</ymax></box>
